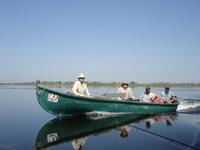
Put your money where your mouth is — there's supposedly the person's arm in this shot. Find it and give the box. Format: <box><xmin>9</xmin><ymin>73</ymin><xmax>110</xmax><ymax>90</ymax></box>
<box><xmin>161</xmin><ymin>92</ymin><xmax>164</xmax><ymax>98</ymax></box>
<box><xmin>117</xmin><ymin>88</ymin><xmax>121</xmax><ymax>93</ymax></box>
<box><xmin>72</xmin><ymin>82</ymin><xmax>78</xmax><ymax>95</ymax></box>
<box><xmin>171</xmin><ymin>92</ymin><xmax>175</xmax><ymax>99</ymax></box>
<box><xmin>116</xmin><ymin>88</ymin><xmax>122</xmax><ymax>100</ymax></box>
<box><xmin>131</xmin><ymin>95</ymin><xmax>136</xmax><ymax>100</ymax></box>
<box><xmin>170</xmin><ymin>97</ymin><xmax>174</xmax><ymax>102</ymax></box>
<box><xmin>170</xmin><ymin>92</ymin><xmax>175</xmax><ymax>102</ymax></box>
<box><xmin>151</xmin><ymin>94</ymin><xmax>159</xmax><ymax>102</ymax></box>
<box><xmin>140</xmin><ymin>94</ymin><xmax>144</xmax><ymax>99</ymax></box>
<box><xmin>85</xmin><ymin>84</ymin><xmax>91</xmax><ymax>97</ymax></box>
<box><xmin>128</xmin><ymin>88</ymin><xmax>136</xmax><ymax>100</ymax></box>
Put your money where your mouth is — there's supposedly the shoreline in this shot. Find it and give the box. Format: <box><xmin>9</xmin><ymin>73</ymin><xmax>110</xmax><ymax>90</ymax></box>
<box><xmin>0</xmin><ymin>81</ymin><xmax>200</xmax><ymax>87</ymax></box>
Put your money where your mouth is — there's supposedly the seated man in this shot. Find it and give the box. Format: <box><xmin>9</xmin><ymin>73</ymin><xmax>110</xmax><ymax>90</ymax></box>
<box><xmin>72</xmin><ymin>73</ymin><xmax>91</xmax><ymax>97</ymax></box>
<box><xmin>116</xmin><ymin>81</ymin><xmax>136</xmax><ymax>101</ymax></box>
<box><xmin>161</xmin><ymin>86</ymin><xmax>176</xmax><ymax>103</ymax></box>
<box><xmin>140</xmin><ymin>86</ymin><xmax>159</xmax><ymax>102</ymax></box>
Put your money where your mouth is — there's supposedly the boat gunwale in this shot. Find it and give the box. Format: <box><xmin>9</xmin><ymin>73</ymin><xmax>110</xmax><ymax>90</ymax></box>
<box><xmin>36</xmin><ymin>82</ymin><xmax>179</xmax><ymax>107</ymax></box>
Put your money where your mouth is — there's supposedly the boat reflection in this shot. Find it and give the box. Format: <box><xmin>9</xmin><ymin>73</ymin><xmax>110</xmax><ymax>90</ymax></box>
<box><xmin>35</xmin><ymin>114</ymin><xmax>177</xmax><ymax>150</ymax></box>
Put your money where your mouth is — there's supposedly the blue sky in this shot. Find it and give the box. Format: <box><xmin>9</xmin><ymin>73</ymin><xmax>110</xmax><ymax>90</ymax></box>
<box><xmin>0</xmin><ymin>0</ymin><xmax>200</xmax><ymax>83</ymax></box>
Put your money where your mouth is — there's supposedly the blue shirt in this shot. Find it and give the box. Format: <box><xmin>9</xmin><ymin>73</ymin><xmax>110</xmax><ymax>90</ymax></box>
<box><xmin>161</xmin><ymin>91</ymin><xmax>174</xmax><ymax>101</ymax></box>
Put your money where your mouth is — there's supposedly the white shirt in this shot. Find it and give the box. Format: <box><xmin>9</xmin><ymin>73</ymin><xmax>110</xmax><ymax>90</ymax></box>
<box><xmin>72</xmin><ymin>137</ymin><xmax>87</xmax><ymax>150</ymax></box>
<box><xmin>72</xmin><ymin>81</ymin><xmax>91</xmax><ymax>97</ymax></box>
<box><xmin>118</xmin><ymin>123</ymin><xmax>133</xmax><ymax>132</ymax></box>
<box><xmin>117</xmin><ymin>87</ymin><xmax>135</xmax><ymax>100</ymax></box>
<box><xmin>140</xmin><ymin>92</ymin><xmax>155</xmax><ymax>102</ymax></box>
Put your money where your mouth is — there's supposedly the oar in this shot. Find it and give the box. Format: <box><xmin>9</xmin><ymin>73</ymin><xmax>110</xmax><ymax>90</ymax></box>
<box><xmin>102</xmin><ymin>93</ymin><xmax>126</xmax><ymax>98</ymax></box>
<box><xmin>102</xmin><ymin>84</ymin><xmax>114</xmax><ymax>97</ymax></box>
<box><xmin>130</xmin><ymin>125</ymin><xmax>200</xmax><ymax>150</ymax></box>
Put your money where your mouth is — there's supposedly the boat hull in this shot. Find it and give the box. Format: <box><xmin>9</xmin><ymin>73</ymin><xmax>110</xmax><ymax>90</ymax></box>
<box><xmin>36</xmin><ymin>80</ymin><xmax>179</xmax><ymax>116</ymax></box>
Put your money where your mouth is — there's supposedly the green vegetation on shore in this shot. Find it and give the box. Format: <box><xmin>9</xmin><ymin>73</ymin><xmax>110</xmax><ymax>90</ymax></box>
<box><xmin>0</xmin><ymin>81</ymin><xmax>200</xmax><ymax>87</ymax></box>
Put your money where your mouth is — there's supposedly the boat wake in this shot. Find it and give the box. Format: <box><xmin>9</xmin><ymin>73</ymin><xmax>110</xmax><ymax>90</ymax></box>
<box><xmin>85</xmin><ymin>111</ymin><xmax>138</xmax><ymax>119</ymax></box>
<box><xmin>177</xmin><ymin>99</ymin><xmax>200</xmax><ymax>113</ymax></box>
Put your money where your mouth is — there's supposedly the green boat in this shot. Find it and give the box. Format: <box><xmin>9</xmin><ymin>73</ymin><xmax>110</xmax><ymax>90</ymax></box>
<box><xmin>36</xmin><ymin>80</ymin><xmax>179</xmax><ymax>116</ymax></box>
<box><xmin>35</xmin><ymin>114</ymin><xmax>161</xmax><ymax>150</ymax></box>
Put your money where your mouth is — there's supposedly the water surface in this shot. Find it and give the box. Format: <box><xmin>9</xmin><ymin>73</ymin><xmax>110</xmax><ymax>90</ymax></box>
<box><xmin>0</xmin><ymin>85</ymin><xmax>200</xmax><ymax>150</ymax></box>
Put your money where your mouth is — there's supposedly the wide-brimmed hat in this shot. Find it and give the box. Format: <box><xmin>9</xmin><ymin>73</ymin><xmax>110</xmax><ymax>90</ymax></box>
<box><xmin>78</xmin><ymin>73</ymin><xmax>85</xmax><ymax>79</ymax></box>
<box><xmin>122</xmin><ymin>81</ymin><xmax>129</xmax><ymax>85</ymax></box>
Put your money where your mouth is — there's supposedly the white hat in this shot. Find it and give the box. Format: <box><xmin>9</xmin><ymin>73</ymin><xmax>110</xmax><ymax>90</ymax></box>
<box><xmin>122</xmin><ymin>81</ymin><xmax>129</xmax><ymax>85</ymax></box>
<box><xmin>78</xmin><ymin>73</ymin><xmax>85</xmax><ymax>79</ymax></box>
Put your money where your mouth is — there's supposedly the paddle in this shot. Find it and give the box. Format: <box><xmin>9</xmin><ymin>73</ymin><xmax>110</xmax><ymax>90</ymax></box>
<box><xmin>102</xmin><ymin>84</ymin><xmax>113</xmax><ymax>97</ymax></box>
<box><xmin>102</xmin><ymin>93</ymin><xmax>126</xmax><ymax>98</ymax></box>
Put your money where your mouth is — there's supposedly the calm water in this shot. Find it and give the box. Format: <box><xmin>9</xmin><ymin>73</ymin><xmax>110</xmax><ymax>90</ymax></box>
<box><xmin>0</xmin><ymin>85</ymin><xmax>200</xmax><ymax>150</ymax></box>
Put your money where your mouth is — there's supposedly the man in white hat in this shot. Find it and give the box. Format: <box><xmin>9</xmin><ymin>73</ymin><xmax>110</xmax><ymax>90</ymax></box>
<box><xmin>116</xmin><ymin>81</ymin><xmax>136</xmax><ymax>100</ymax></box>
<box><xmin>72</xmin><ymin>73</ymin><xmax>91</xmax><ymax>97</ymax></box>
<box><xmin>117</xmin><ymin>123</ymin><xmax>133</xmax><ymax>139</ymax></box>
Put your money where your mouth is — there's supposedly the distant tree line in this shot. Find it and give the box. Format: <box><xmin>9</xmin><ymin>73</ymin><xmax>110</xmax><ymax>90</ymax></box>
<box><xmin>0</xmin><ymin>81</ymin><xmax>200</xmax><ymax>87</ymax></box>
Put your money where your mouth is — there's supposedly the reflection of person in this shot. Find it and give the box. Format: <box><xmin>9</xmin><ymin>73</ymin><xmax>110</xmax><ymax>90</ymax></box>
<box><xmin>145</xmin><ymin>117</ymin><xmax>158</xmax><ymax>128</ymax></box>
<box><xmin>169</xmin><ymin>115</ymin><xmax>177</xmax><ymax>121</ymax></box>
<box><xmin>140</xmin><ymin>86</ymin><xmax>159</xmax><ymax>102</ymax></box>
<box><xmin>117</xmin><ymin>81</ymin><xmax>136</xmax><ymax>101</ymax></box>
<box><xmin>166</xmin><ymin>119</ymin><xmax>172</xmax><ymax>126</ymax></box>
<box><xmin>145</xmin><ymin>115</ymin><xmax>174</xmax><ymax>128</ymax></box>
<box><xmin>161</xmin><ymin>86</ymin><xmax>176</xmax><ymax>103</ymax></box>
<box><xmin>117</xmin><ymin>123</ymin><xmax>133</xmax><ymax>139</ymax></box>
<box><xmin>72</xmin><ymin>73</ymin><xmax>91</xmax><ymax>97</ymax></box>
<box><xmin>71</xmin><ymin>137</ymin><xmax>87</xmax><ymax>150</ymax></box>
<box><xmin>146</xmin><ymin>121</ymin><xmax>152</xmax><ymax>129</ymax></box>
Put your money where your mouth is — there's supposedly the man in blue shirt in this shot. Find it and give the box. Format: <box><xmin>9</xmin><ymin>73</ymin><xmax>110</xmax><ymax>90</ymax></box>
<box><xmin>161</xmin><ymin>86</ymin><xmax>176</xmax><ymax>103</ymax></box>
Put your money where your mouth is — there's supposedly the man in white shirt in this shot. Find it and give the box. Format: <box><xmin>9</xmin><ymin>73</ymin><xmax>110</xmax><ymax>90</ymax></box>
<box><xmin>116</xmin><ymin>81</ymin><xmax>136</xmax><ymax>100</ymax></box>
<box><xmin>72</xmin><ymin>73</ymin><xmax>91</xmax><ymax>97</ymax></box>
<box><xmin>140</xmin><ymin>86</ymin><xmax>158</xmax><ymax>102</ymax></box>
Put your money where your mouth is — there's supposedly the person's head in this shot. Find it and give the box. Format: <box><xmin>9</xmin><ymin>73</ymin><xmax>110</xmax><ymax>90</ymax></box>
<box><xmin>165</xmin><ymin>86</ymin><xmax>170</xmax><ymax>93</ymax></box>
<box><xmin>166</xmin><ymin>119</ymin><xmax>172</xmax><ymax>126</ymax></box>
<box><xmin>121</xmin><ymin>81</ymin><xmax>129</xmax><ymax>89</ymax></box>
<box><xmin>145</xmin><ymin>86</ymin><xmax>151</xmax><ymax>94</ymax></box>
<box><xmin>78</xmin><ymin>73</ymin><xmax>85</xmax><ymax>83</ymax></box>
<box><xmin>120</xmin><ymin>132</ymin><xmax>128</xmax><ymax>139</ymax></box>
<box><xmin>146</xmin><ymin>121</ymin><xmax>151</xmax><ymax>128</ymax></box>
